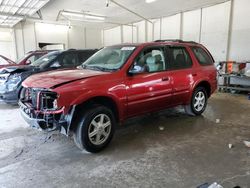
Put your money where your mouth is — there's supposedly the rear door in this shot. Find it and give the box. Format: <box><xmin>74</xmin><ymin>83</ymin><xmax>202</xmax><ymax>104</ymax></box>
<box><xmin>125</xmin><ymin>46</ymin><xmax>173</xmax><ymax>117</ymax></box>
<box><xmin>191</xmin><ymin>46</ymin><xmax>217</xmax><ymax>92</ymax></box>
<box><xmin>166</xmin><ymin>45</ymin><xmax>194</xmax><ymax>105</ymax></box>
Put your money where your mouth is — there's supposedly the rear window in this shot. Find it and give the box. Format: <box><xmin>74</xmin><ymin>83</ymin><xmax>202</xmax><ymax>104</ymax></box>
<box><xmin>192</xmin><ymin>47</ymin><xmax>213</xmax><ymax>65</ymax></box>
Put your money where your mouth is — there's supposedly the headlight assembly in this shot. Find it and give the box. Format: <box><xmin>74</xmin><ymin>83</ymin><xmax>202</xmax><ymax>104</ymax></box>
<box><xmin>6</xmin><ymin>74</ymin><xmax>22</xmax><ymax>91</ymax></box>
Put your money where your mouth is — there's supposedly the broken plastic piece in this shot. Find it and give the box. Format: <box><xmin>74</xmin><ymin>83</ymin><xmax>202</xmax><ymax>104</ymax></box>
<box><xmin>215</xmin><ymin>119</ymin><xmax>220</xmax><ymax>123</ymax></box>
<box><xmin>197</xmin><ymin>182</ymin><xmax>223</xmax><ymax>188</ymax></box>
<box><xmin>243</xmin><ymin>140</ymin><xmax>250</xmax><ymax>148</ymax></box>
<box><xmin>208</xmin><ymin>182</ymin><xmax>223</xmax><ymax>188</ymax></box>
<box><xmin>159</xmin><ymin>126</ymin><xmax>164</xmax><ymax>131</ymax></box>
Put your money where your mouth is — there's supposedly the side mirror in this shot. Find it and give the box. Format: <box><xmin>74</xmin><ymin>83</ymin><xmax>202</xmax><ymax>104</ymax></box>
<box><xmin>128</xmin><ymin>64</ymin><xmax>147</xmax><ymax>75</ymax></box>
<box><xmin>50</xmin><ymin>61</ymin><xmax>61</xmax><ymax>68</ymax></box>
<box><xmin>26</xmin><ymin>60</ymin><xmax>31</xmax><ymax>65</ymax></box>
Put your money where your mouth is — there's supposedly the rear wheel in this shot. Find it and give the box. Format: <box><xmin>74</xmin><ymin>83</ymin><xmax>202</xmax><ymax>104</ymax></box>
<box><xmin>185</xmin><ymin>87</ymin><xmax>208</xmax><ymax>116</ymax></box>
<box><xmin>73</xmin><ymin>105</ymin><xmax>115</xmax><ymax>153</ymax></box>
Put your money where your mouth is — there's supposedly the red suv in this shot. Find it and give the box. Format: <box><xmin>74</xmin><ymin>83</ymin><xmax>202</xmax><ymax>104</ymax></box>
<box><xmin>19</xmin><ymin>40</ymin><xmax>217</xmax><ymax>153</ymax></box>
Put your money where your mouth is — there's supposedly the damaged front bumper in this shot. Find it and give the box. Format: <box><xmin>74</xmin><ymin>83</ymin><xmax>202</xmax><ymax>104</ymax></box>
<box><xmin>0</xmin><ymin>82</ymin><xmax>21</xmax><ymax>104</ymax></box>
<box><xmin>0</xmin><ymin>90</ymin><xmax>19</xmax><ymax>104</ymax></box>
<box><xmin>19</xmin><ymin>100</ymin><xmax>71</xmax><ymax>135</ymax></box>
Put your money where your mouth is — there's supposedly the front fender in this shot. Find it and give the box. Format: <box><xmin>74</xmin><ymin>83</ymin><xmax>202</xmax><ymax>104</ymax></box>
<box><xmin>72</xmin><ymin>90</ymin><xmax>124</xmax><ymax>119</ymax></box>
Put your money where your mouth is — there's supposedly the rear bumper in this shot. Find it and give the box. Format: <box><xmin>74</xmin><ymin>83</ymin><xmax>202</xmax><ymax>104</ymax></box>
<box><xmin>19</xmin><ymin>100</ymin><xmax>69</xmax><ymax>134</ymax></box>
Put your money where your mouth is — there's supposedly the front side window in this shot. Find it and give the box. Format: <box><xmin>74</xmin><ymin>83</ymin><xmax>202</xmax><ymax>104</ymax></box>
<box><xmin>16</xmin><ymin>53</ymin><xmax>30</xmax><ymax>64</ymax></box>
<box><xmin>131</xmin><ymin>47</ymin><xmax>166</xmax><ymax>73</ymax></box>
<box><xmin>82</xmin><ymin>46</ymin><xmax>136</xmax><ymax>71</ymax></box>
<box><xmin>26</xmin><ymin>55</ymin><xmax>35</xmax><ymax>64</ymax></box>
<box><xmin>33</xmin><ymin>54</ymin><xmax>44</xmax><ymax>62</ymax></box>
<box><xmin>60</xmin><ymin>53</ymin><xmax>78</xmax><ymax>67</ymax></box>
<box><xmin>79</xmin><ymin>51</ymin><xmax>96</xmax><ymax>64</ymax></box>
<box><xmin>168</xmin><ymin>46</ymin><xmax>192</xmax><ymax>70</ymax></box>
<box><xmin>32</xmin><ymin>51</ymin><xmax>60</xmax><ymax>67</ymax></box>
<box><xmin>192</xmin><ymin>46</ymin><xmax>213</xmax><ymax>65</ymax></box>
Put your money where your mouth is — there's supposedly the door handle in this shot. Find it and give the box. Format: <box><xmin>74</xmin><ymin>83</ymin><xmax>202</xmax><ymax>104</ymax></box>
<box><xmin>162</xmin><ymin>77</ymin><xmax>169</xmax><ymax>81</ymax></box>
<box><xmin>192</xmin><ymin>73</ymin><xmax>197</xmax><ymax>77</ymax></box>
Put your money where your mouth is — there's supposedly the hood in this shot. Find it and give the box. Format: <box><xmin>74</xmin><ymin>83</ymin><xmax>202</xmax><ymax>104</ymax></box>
<box><xmin>0</xmin><ymin>65</ymin><xmax>35</xmax><ymax>74</ymax></box>
<box><xmin>23</xmin><ymin>69</ymin><xmax>109</xmax><ymax>89</ymax></box>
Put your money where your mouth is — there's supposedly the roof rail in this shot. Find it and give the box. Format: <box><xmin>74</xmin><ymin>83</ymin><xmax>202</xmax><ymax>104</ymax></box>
<box><xmin>154</xmin><ymin>39</ymin><xmax>198</xmax><ymax>44</ymax></box>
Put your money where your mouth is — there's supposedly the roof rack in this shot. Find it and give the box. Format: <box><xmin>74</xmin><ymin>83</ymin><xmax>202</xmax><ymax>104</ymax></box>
<box><xmin>154</xmin><ymin>39</ymin><xmax>198</xmax><ymax>44</ymax></box>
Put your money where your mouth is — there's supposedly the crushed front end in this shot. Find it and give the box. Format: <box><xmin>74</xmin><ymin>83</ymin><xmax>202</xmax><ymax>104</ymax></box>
<box><xmin>19</xmin><ymin>87</ymin><xmax>72</xmax><ymax>135</ymax></box>
<box><xmin>0</xmin><ymin>73</ymin><xmax>22</xmax><ymax>104</ymax></box>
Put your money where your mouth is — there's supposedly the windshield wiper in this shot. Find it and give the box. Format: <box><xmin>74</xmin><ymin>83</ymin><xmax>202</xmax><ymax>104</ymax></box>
<box><xmin>83</xmin><ymin>65</ymin><xmax>116</xmax><ymax>72</ymax></box>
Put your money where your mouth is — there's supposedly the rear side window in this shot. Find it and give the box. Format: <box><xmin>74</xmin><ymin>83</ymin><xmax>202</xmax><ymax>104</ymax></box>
<box><xmin>192</xmin><ymin>47</ymin><xmax>213</xmax><ymax>65</ymax></box>
<box><xmin>168</xmin><ymin>46</ymin><xmax>192</xmax><ymax>70</ymax></box>
<box><xmin>133</xmin><ymin>47</ymin><xmax>167</xmax><ymax>73</ymax></box>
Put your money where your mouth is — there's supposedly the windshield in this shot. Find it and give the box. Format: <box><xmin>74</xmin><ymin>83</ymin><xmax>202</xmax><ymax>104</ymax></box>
<box><xmin>82</xmin><ymin>46</ymin><xmax>136</xmax><ymax>71</ymax></box>
<box><xmin>32</xmin><ymin>51</ymin><xmax>59</xmax><ymax>67</ymax></box>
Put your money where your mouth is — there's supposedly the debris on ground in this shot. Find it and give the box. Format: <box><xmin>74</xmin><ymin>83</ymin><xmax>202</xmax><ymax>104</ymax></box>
<box><xmin>215</xmin><ymin>119</ymin><xmax>220</xmax><ymax>123</ymax></box>
<box><xmin>243</xmin><ymin>140</ymin><xmax>250</xmax><ymax>148</ymax></box>
<box><xmin>197</xmin><ymin>182</ymin><xmax>223</xmax><ymax>188</ymax></box>
<box><xmin>228</xmin><ymin>144</ymin><xmax>233</xmax><ymax>149</ymax></box>
<box><xmin>159</xmin><ymin>126</ymin><xmax>164</xmax><ymax>131</ymax></box>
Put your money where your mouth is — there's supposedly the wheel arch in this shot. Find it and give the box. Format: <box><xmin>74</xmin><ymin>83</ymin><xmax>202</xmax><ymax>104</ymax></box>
<box><xmin>194</xmin><ymin>80</ymin><xmax>211</xmax><ymax>97</ymax></box>
<box><xmin>69</xmin><ymin>95</ymin><xmax>120</xmax><ymax>133</ymax></box>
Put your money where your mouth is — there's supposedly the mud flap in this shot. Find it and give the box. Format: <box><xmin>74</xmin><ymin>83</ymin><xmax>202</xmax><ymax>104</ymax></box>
<box><xmin>184</xmin><ymin>104</ymin><xmax>195</xmax><ymax>116</ymax></box>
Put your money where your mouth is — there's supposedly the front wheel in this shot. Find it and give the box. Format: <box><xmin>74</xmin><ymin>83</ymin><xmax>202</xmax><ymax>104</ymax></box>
<box><xmin>185</xmin><ymin>87</ymin><xmax>208</xmax><ymax>116</ymax></box>
<box><xmin>73</xmin><ymin>105</ymin><xmax>116</xmax><ymax>153</ymax></box>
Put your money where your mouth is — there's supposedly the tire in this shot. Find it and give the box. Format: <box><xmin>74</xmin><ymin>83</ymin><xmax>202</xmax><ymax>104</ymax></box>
<box><xmin>185</xmin><ymin>87</ymin><xmax>208</xmax><ymax>116</ymax></box>
<box><xmin>74</xmin><ymin>105</ymin><xmax>116</xmax><ymax>153</ymax></box>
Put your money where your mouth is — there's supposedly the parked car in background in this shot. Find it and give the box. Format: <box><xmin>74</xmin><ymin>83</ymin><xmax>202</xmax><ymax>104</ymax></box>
<box><xmin>0</xmin><ymin>49</ymin><xmax>98</xmax><ymax>104</ymax></box>
<box><xmin>19</xmin><ymin>40</ymin><xmax>217</xmax><ymax>153</ymax></box>
<box><xmin>16</xmin><ymin>50</ymin><xmax>52</xmax><ymax>66</ymax></box>
<box><xmin>0</xmin><ymin>50</ymin><xmax>50</xmax><ymax>69</ymax></box>
<box><xmin>0</xmin><ymin>55</ymin><xmax>15</xmax><ymax>68</ymax></box>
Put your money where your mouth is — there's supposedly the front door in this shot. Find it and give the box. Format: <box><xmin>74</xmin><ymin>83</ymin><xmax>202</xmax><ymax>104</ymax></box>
<box><xmin>125</xmin><ymin>46</ymin><xmax>173</xmax><ymax>117</ymax></box>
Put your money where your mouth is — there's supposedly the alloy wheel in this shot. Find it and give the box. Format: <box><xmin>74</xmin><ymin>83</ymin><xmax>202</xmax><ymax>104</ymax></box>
<box><xmin>194</xmin><ymin>91</ymin><xmax>205</xmax><ymax>112</ymax></box>
<box><xmin>88</xmin><ymin>114</ymin><xmax>112</xmax><ymax>145</ymax></box>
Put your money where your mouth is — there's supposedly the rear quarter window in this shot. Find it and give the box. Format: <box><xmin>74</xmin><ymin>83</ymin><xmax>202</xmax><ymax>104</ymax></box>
<box><xmin>192</xmin><ymin>46</ymin><xmax>213</xmax><ymax>66</ymax></box>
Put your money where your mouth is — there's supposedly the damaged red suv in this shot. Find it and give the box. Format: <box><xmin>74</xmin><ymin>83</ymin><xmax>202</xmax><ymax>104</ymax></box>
<box><xmin>19</xmin><ymin>40</ymin><xmax>217</xmax><ymax>153</ymax></box>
